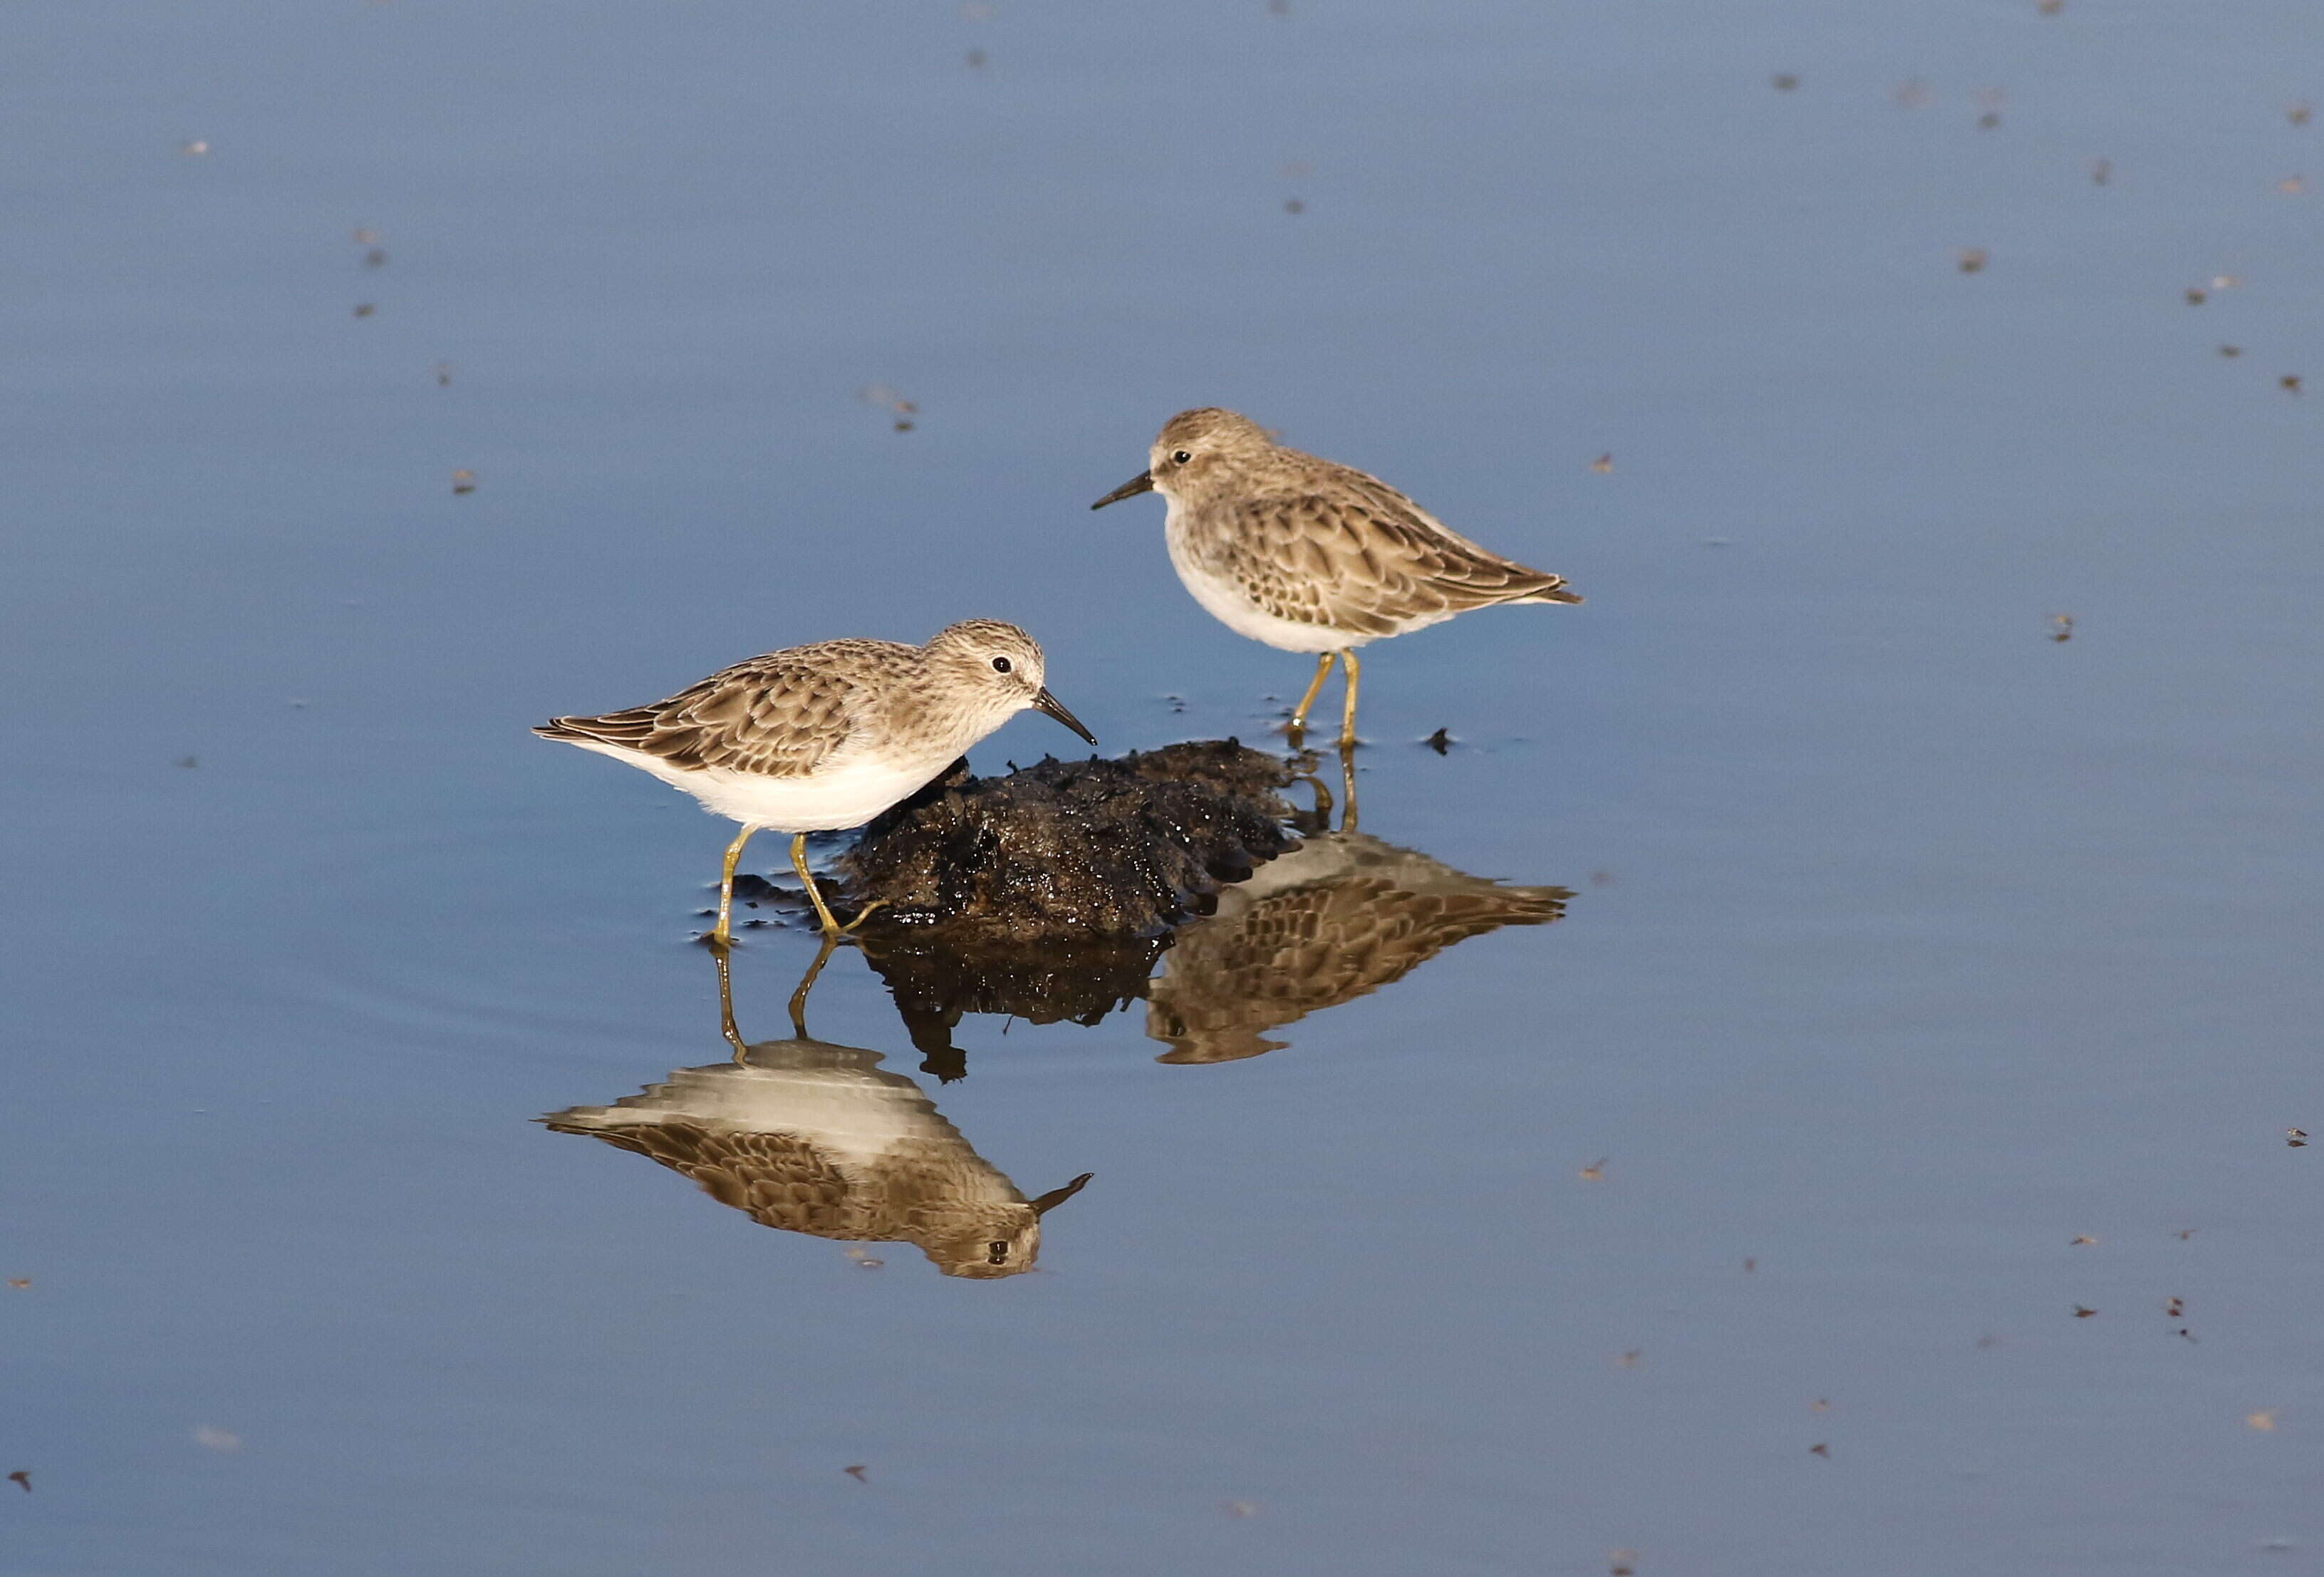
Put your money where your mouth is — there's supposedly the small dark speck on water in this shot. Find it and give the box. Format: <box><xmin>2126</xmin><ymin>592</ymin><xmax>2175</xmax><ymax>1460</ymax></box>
<box><xmin>2291</xmin><ymin>101</ymin><xmax>2315</xmax><ymax>126</ymax></box>
<box><xmin>2186</xmin><ymin>286</ymin><xmax>2208</xmax><ymax>305</ymax></box>
<box><xmin>1423</xmin><ymin>728</ymin><xmax>1451</xmax><ymax>754</ymax></box>
<box><xmin>1609</xmin><ymin>1555</ymin><xmax>1637</xmax><ymax>1577</ymax></box>
<box><xmin>1743</xmin><ymin>1257</ymin><xmax>1757</xmax><ymax>1273</ymax></box>
<box><xmin>1978</xmin><ymin>112</ymin><xmax>2001</xmax><ymax>129</ymax></box>
<box><xmin>2220</xmin><ymin>345</ymin><xmax>2243</xmax><ymax>358</ymax></box>
<box><xmin>2279</xmin><ymin>376</ymin><xmax>2303</xmax><ymax>395</ymax></box>
<box><xmin>177</xmin><ymin>755</ymin><xmax>199</xmax><ymax>768</ymax></box>
<box><xmin>2073</xmin><ymin>1305</ymin><xmax>2097</xmax><ymax>1318</ymax></box>
<box><xmin>2037</xmin><ymin>0</ymin><xmax>2064</xmax><ymax>13</ymax></box>
<box><xmin>2166</xmin><ymin>1296</ymin><xmax>2185</xmax><ymax>1317</ymax></box>
<box><xmin>844</xmin><ymin>1464</ymin><xmax>868</xmax><ymax>1482</ymax></box>
<box><xmin>1809</xmin><ymin>1442</ymin><xmax>1830</xmax><ymax>1458</ymax></box>
<box><xmin>2090</xmin><ymin>157</ymin><xmax>2112</xmax><ymax>185</ymax></box>
<box><xmin>1771</xmin><ymin>73</ymin><xmax>1798</xmax><ymax>92</ymax></box>
<box><xmin>1591</xmin><ymin>452</ymin><xmax>1614</xmax><ymax>472</ymax></box>
<box><xmin>1267</xmin><ymin>0</ymin><xmax>1290</xmax><ymax>14</ymax></box>
<box><xmin>2050</xmin><ymin>614</ymin><xmax>2075</xmax><ymax>643</ymax></box>
<box><xmin>7</xmin><ymin>1472</ymin><xmax>26</xmax><ymax>1494</ymax></box>
<box><xmin>1283</xmin><ymin>198</ymin><xmax>1304</xmax><ymax>214</ymax></box>
<box><xmin>1957</xmin><ymin>247</ymin><xmax>1988</xmax><ymax>274</ymax></box>
<box><xmin>451</xmin><ymin>469</ymin><xmax>477</xmax><ymax>495</ymax></box>
<box><xmin>965</xmin><ymin>48</ymin><xmax>985</xmax><ymax>68</ymax></box>
<box><xmin>433</xmin><ymin>361</ymin><xmax>455</xmax><ymax>386</ymax></box>
<box><xmin>353</xmin><ymin>303</ymin><xmax>375</xmax><ymax>317</ymax></box>
<box><xmin>364</xmin><ymin>247</ymin><xmax>388</xmax><ymax>267</ymax></box>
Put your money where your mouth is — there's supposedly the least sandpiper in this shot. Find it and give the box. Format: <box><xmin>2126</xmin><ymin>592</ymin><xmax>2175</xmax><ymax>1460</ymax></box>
<box><xmin>536</xmin><ymin>620</ymin><xmax>1095</xmax><ymax>943</ymax></box>
<box><xmin>1091</xmin><ymin>408</ymin><xmax>1582</xmax><ymax>745</ymax></box>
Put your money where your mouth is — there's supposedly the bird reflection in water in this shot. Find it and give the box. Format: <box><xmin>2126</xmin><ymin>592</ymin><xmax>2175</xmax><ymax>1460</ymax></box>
<box><xmin>1144</xmin><ymin>756</ymin><xmax>1570</xmax><ymax>1062</ymax></box>
<box><xmin>540</xmin><ymin>943</ymin><xmax>1092</xmax><ymax>1278</ymax></box>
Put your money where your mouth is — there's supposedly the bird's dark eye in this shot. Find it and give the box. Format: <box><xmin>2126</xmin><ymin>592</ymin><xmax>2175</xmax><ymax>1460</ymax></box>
<box><xmin>991</xmin><ymin>656</ymin><xmax>1012</xmax><ymax>673</ymax></box>
<box><xmin>987</xmin><ymin>1241</ymin><xmax>1009</xmax><ymax>1263</ymax></box>
<box><xmin>1171</xmin><ymin>449</ymin><xmax>1192</xmax><ymax>465</ymax></box>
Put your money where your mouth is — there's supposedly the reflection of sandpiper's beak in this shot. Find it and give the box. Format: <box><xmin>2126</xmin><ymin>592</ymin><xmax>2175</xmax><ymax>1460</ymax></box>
<box><xmin>1029</xmin><ymin>1172</ymin><xmax>1094</xmax><ymax>1216</ymax></box>
<box><xmin>1032</xmin><ymin>689</ymin><xmax>1098</xmax><ymax>746</ymax></box>
<box><xmin>1089</xmin><ymin>472</ymin><xmax>1155</xmax><ymax>510</ymax></box>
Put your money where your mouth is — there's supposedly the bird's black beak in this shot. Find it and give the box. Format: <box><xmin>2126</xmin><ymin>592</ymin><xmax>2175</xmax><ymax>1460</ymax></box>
<box><xmin>1029</xmin><ymin>1172</ymin><xmax>1094</xmax><ymax>1216</ymax></box>
<box><xmin>1089</xmin><ymin>471</ymin><xmax>1155</xmax><ymax>510</ymax></box>
<box><xmin>1032</xmin><ymin>689</ymin><xmax>1097</xmax><ymax>745</ymax></box>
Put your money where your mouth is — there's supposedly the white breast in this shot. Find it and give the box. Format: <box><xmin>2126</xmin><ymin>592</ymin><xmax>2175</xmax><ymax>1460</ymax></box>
<box><xmin>561</xmin><ymin>737</ymin><xmax>944</xmax><ymax>832</ymax></box>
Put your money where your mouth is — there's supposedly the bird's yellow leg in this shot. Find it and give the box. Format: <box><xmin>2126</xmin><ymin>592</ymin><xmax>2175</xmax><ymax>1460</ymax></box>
<box><xmin>791</xmin><ymin>832</ymin><xmax>844</xmax><ymax>936</ymax></box>
<box><xmin>712</xmin><ymin>824</ymin><xmax>757</xmax><ymax>948</ymax></box>
<box><xmin>1338</xmin><ymin>649</ymin><xmax>1361</xmax><ymax>749</ymax></box>
<box><xmin>787</xmin><ymin>932</ymin><xmax>839</xmax><ymax>1038</ymax></box>
<box><xmin>1289</xmin><ymin>651</ymin><xmax>1338</xmax><ymax>739</ymax></box>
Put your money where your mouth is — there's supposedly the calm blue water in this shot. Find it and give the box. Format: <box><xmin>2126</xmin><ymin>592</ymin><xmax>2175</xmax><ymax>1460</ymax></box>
<box><xmin>5</xmin><ymin>3</ymin><xmax>2321</xmax><ymax>1572</ymax></box>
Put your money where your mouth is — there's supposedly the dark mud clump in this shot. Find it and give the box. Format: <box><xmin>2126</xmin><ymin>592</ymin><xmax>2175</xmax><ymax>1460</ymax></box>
<box><xmin>836</xmin><ymin>738</ymin><xmax>1302</xmax><ymax>942</ymax></box>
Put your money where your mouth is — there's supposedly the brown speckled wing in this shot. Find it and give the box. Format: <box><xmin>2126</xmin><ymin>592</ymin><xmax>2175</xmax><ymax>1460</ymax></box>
<box><xmin>546</xmin><ymin>1118</ymin><xmax>869</xmax><ymax>1236</ymax></box>
<box><xmin>536</xmin><ymin>639</ymin><xmax>910</xmax><ymax>777</ymax></box>
<box><xmin>1215</xmin><ymin>466</ymin><xmax>1577</xmax><ymax>632</ymax></box>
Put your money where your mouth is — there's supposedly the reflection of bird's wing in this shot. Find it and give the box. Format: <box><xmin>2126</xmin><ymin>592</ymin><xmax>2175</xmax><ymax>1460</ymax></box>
<box><xmin>544</xmin><ymin>1116</ymin><xmax>871</xmax><ymax>1236</ymax></box>
<box><xmin>1200</xmin><ymin>466</ymin><xmax>1578</xmax><ymax>636</ymax></box>
<box><xmin>1148</xmin><ymin>834</ymin><xmax>1568</xmax><ymax>1062</ymax></box>
<box><xmin>532</xmin><ymin>638</ymin><xmax>912</xmax><ymax>777</ymax></box>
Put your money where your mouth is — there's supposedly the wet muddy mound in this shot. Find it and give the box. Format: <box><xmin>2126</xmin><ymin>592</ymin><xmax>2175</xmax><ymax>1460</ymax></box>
<box><xmin>836</xmin><ymin>738</ymin><xmax>1303</xmax><ymax>941</ymax></box>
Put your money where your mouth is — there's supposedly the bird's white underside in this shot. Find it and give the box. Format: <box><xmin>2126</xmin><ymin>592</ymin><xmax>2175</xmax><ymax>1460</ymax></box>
<box><xmin>560</xmin><ymin>736</ymin><xmax>945</xmax><ymax>832</ymax></box>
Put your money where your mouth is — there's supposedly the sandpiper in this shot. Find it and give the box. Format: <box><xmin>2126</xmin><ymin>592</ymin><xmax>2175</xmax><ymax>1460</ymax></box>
<box><xmin>1091</xmin><ymin>408</ymin><xmax>1581</xmax><ymax>745</ymax></box>
<box><xmin>536</xmin><ymin>620</ymin><xmax>1094</xmax><ymax>943</ymax></box>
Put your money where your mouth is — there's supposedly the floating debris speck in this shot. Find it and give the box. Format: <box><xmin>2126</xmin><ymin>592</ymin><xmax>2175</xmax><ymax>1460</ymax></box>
<box><xmin>2089</xmin><ymin>157</ymin><xmax>2112</xmax><ymax>185</ymax></box>
<box><xmin>2282</xmin><ymin>376</ymin><xmax>2305</xmax><ymax>395</ymax></box>
<box><xmin>1579</xmin><ymin>1158</ymin><xmax>1607</xmax><ymax>1182</ymax></box>
<box><xmin>2291</xmin><ymin>102</ymin><xmax>2314</xmax><ymax>128</ymax></box>
<box><xmin>2219</xmin><ymin>345</ymin><xmax>2243</xmax><ymax>358</ymax></box>
<box><xmin>6</xmin><ymin>1472</ymin><xmax>25</xmax><ymax>1494</ymax></box>
<box><xmin>857</xmin><ymin>384</ymin><xmax>918</xmax><ymax>432</ymax></box>
<box><xmin>353</xmin><ymin>303</ymin><xmax>375</xmax><ymax>318</ymax></box>
<box><xmin>1283</xmin><ymin>198</ymin><xmax>1304</xmax><ymax>214</ymax></box>
<box><xmin>451</xmin><ymin>468</ymin><xmax>477</xmax><ymax>495</ymax></box>
<box><xmin>2185</xmin><ymin>287</ymin><xmax>2207</xmax><ymax>305</ymax></box>
<box><xmin>1590</xmin><ymin>452</ymin><xmax>1614</xmax><ymax>472</ymax></box>
<box><xmin>1810</xmin><ymin>1442</ymin><xmax>1831</xmax><ymax>1458</ymax></box>
<box><xmin>2070</xmin><ymin>1233</ymin><xmax>2096</xmax><ymax>1245</ymax></box>
<box><xmin>1772</xmin><ymin>73</ymin><xmax>1798</xmax><ymax>92</ymax></box>
<box><xmin>844</xmin><ymin>1464</ymin><xmax>868</xmax><ymax>1482</ymax></box>
<box><xmin>2073</xmin><ymin>1305</ymin><xmax>2097</xmax><ymax>1318</ymax></box>
<box><xmin>2050</xmin><ymin>614</ymin><xmax>2075</xmax><ymax>643</ymax></box>
<box><xmin>1958</xmin><ymin>247</ymin><xmax>1988</xmax><ymax>274</ymax></box>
